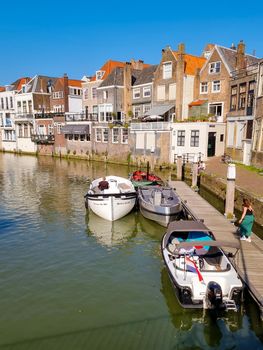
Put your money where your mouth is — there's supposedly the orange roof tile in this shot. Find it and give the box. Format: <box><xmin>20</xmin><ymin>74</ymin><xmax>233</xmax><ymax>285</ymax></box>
<box><xmin>189</xmin><ymin>99</ymin><xmax>207</xmax><ymax>107</ymax></box>
<box><xmin>173</xmin><ymin>52</ymin><xmax>206</xmax><ymax>75</ymax></box>
<box><xmin>0</xmin><ymin>86</ymin><xmax>5</xmax><ymax>92</ymax></box>
<box><xmin>17</xmin><ymin>77</ymin><xmax>31</xmax><ymax>91</ymax></box>
<box><xmin>68</xmin><ymin>79</ymin><xmax>82</xmax><ymax>88</ymax></box>
<box><xmin>90</xmin><ymin>60</ymin><xmax>126</xmax><ymax>81</ymax></box>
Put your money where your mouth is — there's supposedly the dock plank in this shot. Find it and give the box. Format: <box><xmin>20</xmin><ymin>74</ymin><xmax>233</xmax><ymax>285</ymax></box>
<box><xmin>170</xmin><ymin>180</ymin><xmax>263</xmax><ymax>314</ymax></box>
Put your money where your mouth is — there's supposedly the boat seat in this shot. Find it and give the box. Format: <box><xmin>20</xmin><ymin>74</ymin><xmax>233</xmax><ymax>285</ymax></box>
<box><xmin>203</xmin><ymin>246</ymin><xmax>223</xmax><ymax>267</ymax></box>
<box><xmin>153</xmin><ymin>191</ymin><xmax>162</xmax><ymax>205</ymax></box>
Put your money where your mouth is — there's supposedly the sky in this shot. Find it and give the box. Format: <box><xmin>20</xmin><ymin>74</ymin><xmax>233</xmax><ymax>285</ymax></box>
<box><xmin>0</xmin><ymin>0</ymin><xmax>263</xmax><ymax>85</ymax></box>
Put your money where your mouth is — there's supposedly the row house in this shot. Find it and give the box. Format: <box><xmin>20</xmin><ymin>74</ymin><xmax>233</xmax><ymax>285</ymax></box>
<box><xmin>130</xmin><ymin>44</ymin><xmax>207</xmax><ymax>165</ymax></box>
<box><xmin>93</xmin><ymin>60</ymin><xmax>147</xmax><ymax>162</ymax></box>
<box><xmin>252</xmin><ymin>60</ymin><xmax>263</xmax><ymax>167</ymax></box>
<box><xmin>0</xmin><ymin>78</ymin><xmax>30</xmax><ymax>152</ymax></box>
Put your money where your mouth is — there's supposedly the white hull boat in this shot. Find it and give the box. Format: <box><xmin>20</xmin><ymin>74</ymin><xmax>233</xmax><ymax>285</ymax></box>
<box><xmin>161</xmin><ymin>221</ymin><xmax>243</xmax><ymax>310</ymax></box>
<box><xmin>85</xmin><ymin>176</ymin><xmax>137</xmax><ymax>221</ymax></box>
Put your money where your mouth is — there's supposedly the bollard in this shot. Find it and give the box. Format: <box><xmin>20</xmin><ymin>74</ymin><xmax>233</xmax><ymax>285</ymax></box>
<box><xmin>150</xmin><ymin>146</ymin><xmax>155</xmax><ymax>171</ymax></box>
<box><xmin>225</xmin><ymin>164</ymin><xmax>236</xmax><ymax>219</ymax></box>
<box><xmin>177</xmin><ymin>152</ymin><xmax>183</xmax><ymax>180</ymax></box>
<box><xmin>191</xmin><ymin>154</ymin><xmax>198</xmax><ymax>189</ymax></box>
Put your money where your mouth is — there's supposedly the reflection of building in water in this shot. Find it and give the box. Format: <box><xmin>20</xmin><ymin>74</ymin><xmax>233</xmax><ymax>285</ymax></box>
<box><xmin>86</xmin><ymin>211</ymin><xmax>138</xmax><ymax>247</ymax></box>
<box><xmin>160</xmin><ymin>267</ymin><xmax>243</xmax><ymax>348</ymax></box>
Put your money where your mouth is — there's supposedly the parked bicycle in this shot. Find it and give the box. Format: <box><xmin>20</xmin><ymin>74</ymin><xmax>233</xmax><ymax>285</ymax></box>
<box><xmin>221</xmin><ymin>153</ymin><xmax>232</xmax><ymax>164</ymax></box>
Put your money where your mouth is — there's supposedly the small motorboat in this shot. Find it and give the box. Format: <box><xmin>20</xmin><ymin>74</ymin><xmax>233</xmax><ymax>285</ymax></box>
<box><xmin>130</xmin><ymin>170</ymin><xmax>163</xmax><ymax>189</ymax></box>
<box><xmin>161</xmin><ymin>220</ymin><xmax>243</xmax><ymax>310</ymax></box>
<box><xmin>84</xmin><ymin>176</ymin><xmax>137</xmax><ymax>221</ymax></box>
<box><xmin>137</xmin><ymin>186</ymin><xmax>184</xmax><ymax>226</ymax></box>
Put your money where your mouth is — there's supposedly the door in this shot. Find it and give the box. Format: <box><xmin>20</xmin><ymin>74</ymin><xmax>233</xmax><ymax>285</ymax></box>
<box><xmin>207</xmin><ymin>132</ymin><xmax>216</xmax><ymax>157</ymax></box>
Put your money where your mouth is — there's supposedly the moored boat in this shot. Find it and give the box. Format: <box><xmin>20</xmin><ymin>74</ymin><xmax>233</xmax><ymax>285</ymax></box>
<box><xmin>84</xmin><ymin>176</ymin><xmax>137</xmax><ymax>221</ymax></box>
<box><xmin>161</xmin><ymin>220</ymin><xmax>243</xmax><ymax>310</ymax></box>
<box><xmin>138</xmin><ymin>186</ymin><xmax>184</xmax><ymax>226</ymax></box>
<box><xmin>130</xmin><ymin>170</ymin><xmax>163</xmax><ymax>189</ymax></box>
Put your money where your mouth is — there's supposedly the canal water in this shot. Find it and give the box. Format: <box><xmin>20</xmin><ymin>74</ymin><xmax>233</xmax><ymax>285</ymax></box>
<box><xmin>0</xmin><ymin>153</ymin><xmax>263</xmax><ymax>350</ymax></box>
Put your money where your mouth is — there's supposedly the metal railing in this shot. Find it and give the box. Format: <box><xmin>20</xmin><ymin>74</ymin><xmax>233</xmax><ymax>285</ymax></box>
<box><xmin>130</xmin><ymin>122</ymin><xmax>172</xmax><ymax>131</ymax></box>
<box><xmin>31</xmin><ymin>134</ymin><xmax>55</xmax><ymax>144</ymax></box>
<box><xmin>174</xmin><ymin>152</ymin><xmax>204</xmax><ymax>163</ymax></box>
<box><xmin>65</xmin><ymin>113</ymin><xmax>98</xmax><ymax>122</ymax></box>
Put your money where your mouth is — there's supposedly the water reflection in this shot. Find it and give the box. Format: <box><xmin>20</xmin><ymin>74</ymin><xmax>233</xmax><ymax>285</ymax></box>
<box><xmin>160</xmin><ymin>267</ymin><xmax>246</xmax><ymax>348</ymax></box>
<box><xmin>85</xmin><ymin>210</ymin><xmax>138</xmax><ymax>247</ymax></box>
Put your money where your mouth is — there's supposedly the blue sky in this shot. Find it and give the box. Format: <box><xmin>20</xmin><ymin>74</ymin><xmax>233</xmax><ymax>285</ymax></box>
<box><xmin>1</xmin><ymin>0</ymin><xmax>263</xmax><ymax>85</ymax></box>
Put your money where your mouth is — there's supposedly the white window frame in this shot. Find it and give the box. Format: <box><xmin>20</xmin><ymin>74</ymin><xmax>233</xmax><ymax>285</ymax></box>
<box><xmin>212</xmin><ymin>80</ymin><xmax>221</xmax><ymax>93</ymax></box>
<box><xmin>96</xmin><ymin>70</ymin><xmax>105</xmax><ymax>80</ymax></box>
<box><xmin>133</xmin><ymin>88</ymin><xmax>140</xmax><ymax>99</ymax></box>
<box><xmin>163</xmin><ymin>62</ymin><xmax>172</xmax><ymax>79</ymax></box>
<box><xmin>209</xmin><ymin>61</ymin><xmax>221</xmax><ymax>74</ymax></box>
<box><xmin>95</xmin><ymin>128</ymin><xmax>102</xmax><ymax>142</ymax></box>
<box><xmin>143</xmin><ymin>86</ymin><xmax>151</xmax><ymax>98</ymax></box>
<box><xmin>143</xmin><ymin>104</ymin><xmax>151</xmax><ymax>114</ymax></box>
<box><xmin>112</xmin><ymin>128</ymin><xmax>119</xmax><ymax>143</ymax></box>
<box><xmin>208</xmin><ymin>102</ymin><xmax>223</xmax><ymax>117</ymax></box>
<box><xmin>200</xmin><ymin>82</ymin><xmax>208</xmax><ymax>94</ymax></box>
<box><xmin>92</xmin><ymin>87</ymin><xmax>97</xmax><ymax>99</ymax></box>
<box><xmin>102</xmin><ymin>128</ymin><xmax>109</xmax><ymax>143</ymax></box>
<box><xmin>121</xmin><ymin>128</ymin><xmax>128</xmax><ymax>144</ymax></box>
<box><xmin>133</xmin><ymin>106</ymin><xmax>141</xmax><ymax>118</ymax></box>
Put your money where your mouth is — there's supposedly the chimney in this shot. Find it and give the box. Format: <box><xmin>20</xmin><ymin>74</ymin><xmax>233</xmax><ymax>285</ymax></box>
<box><xmin>230</xmin><ymin>43</ymin><xmax>236</xmax><ymax>50</ymax></box>
<box><xmin>193</xmin><ymin>68</ymin><xmax>201</xmax><ymax>100</ymax></box>
<box><xmin>176</xmin><ymin>43</ymin><xmax>185</xmax><ymax>121</ymax></box>
<box><xmin>236</xmin><ymin>40</ymin><xmax>246</xmax><ymax>69</ymax></box>
<box><xmin>130</xmin><ymin>59</ymin><xmax>144</xmax><ymax>70</ymax></box>
<box><xmin>63</xmin><ymin>73</ymin><xmax>69</xmax><ymax>112</ymax></box>
<box><xmin>123</xmin><ymin>62</ymin><xmax>132</xmax><ymax>120</ymax></box>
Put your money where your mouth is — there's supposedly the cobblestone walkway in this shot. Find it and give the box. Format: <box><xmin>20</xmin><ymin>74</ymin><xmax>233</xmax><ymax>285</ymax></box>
<box><xmin>204</xmin><ymin>157</ymin><xmax>263</xmax><ymax>198</ymax></box>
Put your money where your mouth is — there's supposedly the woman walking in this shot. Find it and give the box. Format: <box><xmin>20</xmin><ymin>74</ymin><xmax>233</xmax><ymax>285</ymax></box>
<box><xmin>239</xmin><ymin>198</ymin><xmax>254</xmax><ymax>242</ymax></box>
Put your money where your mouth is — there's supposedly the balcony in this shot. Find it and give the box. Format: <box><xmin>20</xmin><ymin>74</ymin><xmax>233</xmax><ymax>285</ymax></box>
<box><xmin>35</xmin><ymin>112</ymin><xmax>64</xmax><ymax>119</ymax></box>
<box><xmin>15</xmin><ymin>113</ymin><xmax>34</xmax><ymax>120</ymax></box>
<box><xmin>130</xmin><ymin>122</ymin><xmax>172</xmax><ymax>131</ymax></box>
<box><xmin>65</xmin><ymin>113</ymin><xmax>98</xmax><ymax>122</ymax></box>
<box><xmin>31</xmin><ymin>134</ymin><xmax>55</xmax><ymax>144</ymax></box>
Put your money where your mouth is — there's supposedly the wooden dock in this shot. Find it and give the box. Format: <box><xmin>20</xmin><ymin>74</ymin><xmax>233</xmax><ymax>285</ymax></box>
<box><xmin>170</xmin><ymin>180</ymin><xmax>263</xmax><ymax>317</ymax></box>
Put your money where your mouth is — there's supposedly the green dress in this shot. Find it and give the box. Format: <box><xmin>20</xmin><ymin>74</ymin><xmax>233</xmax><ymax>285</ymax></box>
<box><xmin>240</xmin><ymin>209</ymin><xmax>254</xmax><ymax>238</ymax></box>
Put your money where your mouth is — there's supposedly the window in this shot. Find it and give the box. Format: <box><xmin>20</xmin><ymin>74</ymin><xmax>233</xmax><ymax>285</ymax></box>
<box><xmin>133</xmin><ymin>88</ymin><xmax>140</xmax><ymax>99</ymax></box>
<box><xmin>177</xmin><ymin>130</ymin><xmax>185</xmax><ymax>146</ymax></box>
<box><xmin>169</xmin><ymin>83</ymin><xmax>176</xmax><ymax>100</ymax></box>
<box><xmin>74</xmin><ymin>134</ymin><xmax>79</xmax><ymax>141</ymax></box>
<box><xmin>48</xmin><ymin>125</ymin><xmax>53</xmax><ymax>135</ymax></box>
<box><xmin>190</xmin><ymin>130</ymin><xmax>199</xmax><ymax>147</ymax></box>
<box><xmin>84</xmin><ymin>88</ymin><xmax>89</xmax><ymax>100</ymax></box>
<box><xmin>24</xmin><ymin>124</ymin><xmax>28</xmax><ymax>138</ymax></box>
<box><xmin>121</xmin><ymin>128</ymin><xmax>128</xmax><ymax>144</ymax></box>
<box><xmin>53</xmin><ymin>91</ymin><xmax>63</xmax><ymax>99</ymax></box>
<box><xmin>92</xmin><ymin>87</ymin><xmax>97</xmax><ymax>99</ymax></box>
<box><xmin>143</xmin><ymin>104</ymin><xmax>151</xmax><ymax>114</ymax></box>
<box><xmin>200</xmin><ymin>82</ymin><xmax>208</xmax><ymax>94</ymax></box>
<box><xmin>209</xmin><ymin>61</ymin><xmax>221</xmax><ymax>74</ymax></box>
<box><xmin>220</xmin><ymin>134</ymin><xmax>224</xmax><ymax>142</ymax></box>
<box><xmin>112</xmin><ymin>128</ymin><xmax>119</xmax><ymax>143</ymax></box>
<box><xmin>5</xmin><ymin>97</ymin><xmax>9</xmax><ymax>109</ymax></box>
<box><xmin>247</xmin><ymin>81</ymin><xmax>255</xmax><ymax>115</ymax></box>
<box><xmin>96</xmin><ymin>70</ymin><xmax>105</xmax><ymax>80</ymax></box>
<box><xmin>230</xmin><ymin>86</ymin><xmax>237</xmax><ymax>111</ymax></box>
<box><xmin>57</xmin><ymin>123</ymin><xmax>62</xmax><ymax>134</ymax></box>
<box><xmin>212</xmin><ymin>80</ymin><xmax>221</xmax><ymax>93</ymax></box>
<box><xmin>0</xmin><ymin>98</ymin><xmax>4</xmax><ymax>109</ymax></box>
<box><xmin>163</xmin><ymin>62</ymin><xmax>172</xmax><ymax>79</ymax></box>
<box><xmin>18</xmin><ymin>124</ymin><xmax>23</xmax><ymax>137</ymax></box>
<box><xmin>103</xmin><ymin>91</ymin><xmax>108</xmax><ymax>100</ymax></box>
<box><xmin>133</xmin><ymin>106</ymin><xmax>141</xmax><ymax>118</ymax></box>
<box><xmin>96</xmin><ymin>128</ymin><xmax>102</xmax><ymax>142</ymax></box>
<box><xmin>17</xmin><ymin>101</ymin><xmax>21</xmax><ymax>113</ymax></box>
<box><xmin>28</xmin><ymin>100</ymin><xmax>32</xmax><ymax>113</ymax></box>
<box><xmin>209</xmin><ymin>103</ymin><xmax>223</xmax><ymax>117</ymax></box>
<box><xmin>22</xmin><ymin>101</ymin><xmax>27</xmax><ymax>113</ymax></box>
<box><xmin>10</xmin><ymin>97</ymin><xmax>13</xmax><ymax>109</ymax></box>
<box><xmin>157</xmin><ymin>85</ymin><xmax>165</xmax><ymax>101</ymax></box>
<box><xmin>238</xmin><ymin>83</ymin><xmax>246</xmax><ymax>110</ymax></box>
<box><xmin>80</xmin><ymin>134</ymin><xmax>85</xmax><ymax>141</ymax></box>
<box><xmin>143</xmin><ymin>87</ymin><xmax>151</xmax><ymax>98</ymax></box>
<box><xmin>102</xmin><ymin>128</ymin><xmax>109</xmax><ymax>142</ymax></box>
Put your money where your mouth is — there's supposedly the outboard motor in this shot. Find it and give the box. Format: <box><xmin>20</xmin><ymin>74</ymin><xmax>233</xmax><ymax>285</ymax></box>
<box><xmin>206</xmin><ymin>281</ymin><xmax>223</xmax><ymax>309</ymax></box>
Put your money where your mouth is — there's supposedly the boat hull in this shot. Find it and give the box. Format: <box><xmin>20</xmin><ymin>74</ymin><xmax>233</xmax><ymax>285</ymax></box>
<box><xmin>139</xmin><ymin>205</ymin><xmax>183</xmax><ymax>227</ymax></box>
<box><xmin>86</xmin><ymin>193</ymin><xmax>137</xmax><ymax>221</ymax></box>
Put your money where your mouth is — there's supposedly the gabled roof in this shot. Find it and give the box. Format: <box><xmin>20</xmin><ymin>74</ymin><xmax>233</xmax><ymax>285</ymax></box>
<box><xmin>172</xmin><ymin>51</ymin><xmax>206</xmax><ymax>75</ymax></box>
<box><xmin>98</xmin><ymin>67</ymin><xmax>142</xmax><ymax>88</ymax></box>
<box><xmin>10</xmin><ymin>77</ymin><xmax>31</xmax><ymax>91</ymax></box>
<box><xmin>68</xmin><ymin>79</ymin><xmax>82</xmax><ymax>88</ymax></box>
<box><xmin>200</xmin><ymin>44</ymin><xmax>260</xmax><ymax>75</ymax></box>
<box><xmin>20</xmin><ymin>75</ymin><xmax>58</xmax><ymax>93</ymax></box>
<box><xmin>90</xmin><ymin>60</ymin><xmax>126</xmax><ymax>82</ymax></box>
<box><xmin>133</xmin><ymin>65</ymin><xmax>158</xmax><ymax>86</ymax></box>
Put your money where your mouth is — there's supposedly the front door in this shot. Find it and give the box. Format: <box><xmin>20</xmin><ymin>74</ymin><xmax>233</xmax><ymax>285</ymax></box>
<box><xmin>207</xmin><ymin>132</ymin><xmax>216</xmax><ymax>157</ymax></box>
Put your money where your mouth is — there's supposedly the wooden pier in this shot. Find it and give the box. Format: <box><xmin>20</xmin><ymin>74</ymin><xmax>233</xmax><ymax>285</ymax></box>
<box><xmin>170</xmin><ymin>180</ymin><xmax>263</xmax><ymax>317</ymax></box>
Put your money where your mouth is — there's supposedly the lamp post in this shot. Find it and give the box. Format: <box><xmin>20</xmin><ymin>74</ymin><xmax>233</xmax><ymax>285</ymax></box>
<box><xmin>225</xmin><ymin>163</ymin><xmax>236</xmax><ymax>219</ymax></box>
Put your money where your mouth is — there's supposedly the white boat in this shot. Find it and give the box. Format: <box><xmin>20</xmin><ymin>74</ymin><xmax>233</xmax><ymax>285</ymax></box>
<box><xmin>84</xmin><ymin>176</ymin><xmax>137</xmax><ymax>221</ymax></box>
<box><xmin>161</xmin><ymin>220</ymin><xmax>243</xmax><ymax>310</ymax></box>
<box><xmin>138</xmin><ymin>186</ymin><xmax>184</xmax><ymax>226</ymax></box>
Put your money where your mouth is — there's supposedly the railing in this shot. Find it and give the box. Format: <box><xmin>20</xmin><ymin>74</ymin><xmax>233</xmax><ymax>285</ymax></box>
<box><xmin>35</xmin><ymin>112</ymin><xmax>64</xmax><ymax>119</ymax></box>
<box><xmin>65</xmin><ymin>113</ymin><xmax>98</xmax><ymax>122</ymax></box>
<box><xmin>231</xmin><ymin>63</ymin><xmax>258</xmax><ymax>80</ymax></box>
<box><xmin>130</xmin><ymin>122</ymin><xmax>172</xmax><ymax>131</ymax></box>
<box><xmin>174</xmin><ymin>152</ymin><xmax>204</xmax><ymax>163</ymax></box>
<box><xmin>31</xmin><ymin>134</ymin><xmax>55</xmax><ymax>144</ymax></box>
<box><xmin>15</xmin><ymin>113</ymin><xmax>34</xmax><ymax>120</ymax></box>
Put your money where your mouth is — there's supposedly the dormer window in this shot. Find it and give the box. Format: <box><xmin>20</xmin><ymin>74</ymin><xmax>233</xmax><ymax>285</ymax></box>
<box><xmin>209</xmin><ymin>61</ymin><xmax>221</xmax><ymax>74</ymax></box>
<box><xmin>96</xmin><ymin>70</ymin><xmax>105</xmax><ymax>80</ymax></box>
<box><xmin>21</xmin><ymin>84</ymin><xmax>26</xmax><ymax>93</ymax></box>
